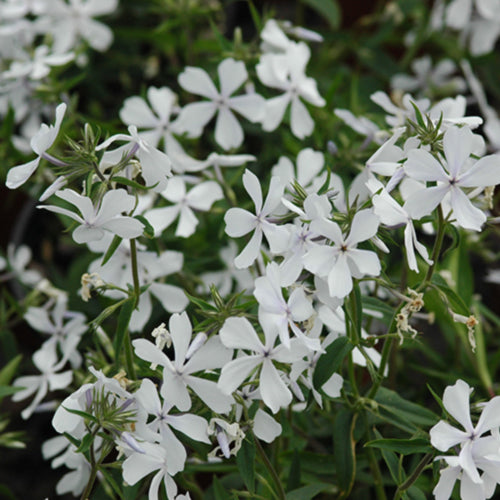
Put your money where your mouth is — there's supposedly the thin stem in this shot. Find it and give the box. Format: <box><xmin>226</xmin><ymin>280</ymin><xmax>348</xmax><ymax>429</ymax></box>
<box><xmin>366</xmin><ymin>446</ymin><xmax>387</xmax><ymax>500</ymax></box>
<box><xmin>254</xmin><ymin>433</ymin><xmax>286</xmax><ymax>500</ymax></box>
<box><xmin>394</xmin><ymin>453</ymin><xmax>433</xmax><ymax>499</ymax></box>
<box><xmin>419</xmin><ymin>206</ymin><xmax>446</xmax><ymax>290</ymax></box>
<box><xmin>129</xmin><ymin>239</ymin><xmax>141</xmax><ymax>301</ymax></box>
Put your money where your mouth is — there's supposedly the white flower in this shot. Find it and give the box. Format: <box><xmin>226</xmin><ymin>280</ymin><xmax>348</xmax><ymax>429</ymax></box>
<box><xmin>38</xmin><ymin>188</ymin><xmax>144</xmax><ymax>244</ymax></box>
<box><xmin>41</xmin><ymin>0</ymin><xmax>118</xmax><ymax>53</ymax></box>
<box><xmin>334</xmin><ymin>109</ymin><xmax>384</xmax><ymax>145</ymax></box>
<box><xmin>218</xmin><ymin>316</ymin><xmax>304</xmax><ymax>413</ymax></box>
<box><xmin>6</xmin><ymin>102</ymin><xmax>66</xmax><ymax>189</ymax></box>
<box><xmin>224</xmin><ymin>169</ymin><xmax>288</xmax><ymax>268</ymax></box>
<box><xmin>303</xmin><ymin>209</ymin><xmax>381</xmax><ymax>299</ymax></box>
<box><xmin>122</xmin><ymin>441</ymin><xmax>180</xmax><ymax>500</ymax></box>
<box><xmin>254</xmin><ymin>262</ymin><xmax>318</xmax><ymax>350</ymax></box>
<box><xmin>133</xmin><ymin>312</ymin><xmax>233</xmax><ymax>413</ymax></box>
<box><xmin>144</xmin><ymin>176</ymin><xmax>223</xmax><ymax>237</ymax></box>
<box><xmin>256</xmin><ymin>41</ymin><xmax>325</xmax><ymax>138</ymax></box>
<box><xmin>176</xmin><ymin>58</ymin><xmax>265</xmax><ymax>150</ymax></box>
<box><xmin>2</xmin><ymin>244</ymin><xmax>43</xmax><ymax>286</ymax></box>
<box><xmin>430</xmin><ymin>379</ymin><xmax>500</xmax><ymax>485</ymax></box>
<box><xmin>134</xmin><ymin>378</ymin><xmax>210</xmax><ymax>473</ymax></box>
<box><xmin>12</xmin><ymin>346</ymin><xmax>73</xmax><ymax>419</ymax></box>
<box><xmin>404</xmin><ymin>126</ymin><xmax>500</xmax><ymax>231</ymax></box>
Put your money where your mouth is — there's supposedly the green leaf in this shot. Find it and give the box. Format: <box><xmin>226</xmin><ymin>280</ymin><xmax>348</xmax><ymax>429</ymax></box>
<box><xmin>76</xmin><ymin>432</ymin><xmax>94</xmax><ymax>454</ymax></box>
<box><xmin>430</xmin><ymin>274</ymin><xmax>470</xmax><ymax>316</ymax></box>
<box><xmin>286</xmin><ymin>482</ymin><xmax>333</xmax><ymax>500</ymax></box>
<box><xmin>236</xmin><ymin>433</ymin><xmax>255</xmax><ymax>493</ymax></box>
<box><xmin>0</xmin><ymin>386</ymin><xmax>25</xmax><ymax>399</ymax></box>
<box><xmin>365</xmin><ymin>438</ymin><xmax>432</xmax><ymax>455</ymax></box>
<box><xmin>373</xmin><ymin>387</ymin><xmax>439</xmax><ymax>432</ymax></box>
<box><xmin>0</xmin><ymin>354</ymin><xmax>22</xmax><ymax>386</ymax></box>
<box><xmin>301</xmin><ymin>0</ymin><xmax>341</xmax><ymax>30</ymax></box>
<box><xmin>101</xmin><ymin>234</ymin><xmax>123</xmax><ymax>266</ymax></box>
<box><xmin>313</xmin><ymin>336</ymin><xmax>353</xmax><ymax>389</ymax></box>
<box><xmin>212</xmin><ymin>475</ymin><xmax>229</xmax><ymax>500</ymax></box>
<box><xmin>135</xmin><ymin>215</ymin><xmax>155</xmax><ymax>239</ymax></box>
<box><xmin>113</xmin><ymin>297</ymin><xmax>136</xmax><ymax>368</ymax></box>
<box><xmin>62</xmin><ymin>407</ymin><xmax>99</xmax><ymax>424</ymax></box>
<box><xmin>333</xmin><ymin>408</ymin><xmax>356</xmax><ymax>499</ymax></box>
<box><xmin>112</xmin><ymin>176</ymin><xmax>156</xmax><ymax>190</ymax></box>
<box><xmin>373</xmin><ymin>429</ymin><xmax>405</xmax><ymax>485</ymax></box>
<box><xmin>286</xmin><ymin>449</ymin><xmax>301</xmax><ymax>492</ymax></box>
<box><xmin>185</xmin><ymin>292</ymin><xmax>218</xmax><ymax>312</ymax></box>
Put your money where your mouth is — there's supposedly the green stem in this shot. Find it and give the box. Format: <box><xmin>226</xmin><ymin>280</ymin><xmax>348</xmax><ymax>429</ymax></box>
<box><xmin>419</xmin><ymin>206</ymin><xmax>446</xmax><ymax>290</ymax></box>
<box><xmin>129</xmin><ymin>239</ymin><xmax>141</xmax><ymax>301</ymax></box>
<box><xmin>124</xmin><ymin>328</ymin><xmax>136</xmax><ymax>380</ymax></box>
<box><xmin>394</xmin><ymin>453</ymin><xmax>433</xmax><ymax>499</ymax></box>
<box><xmin>254</xmin><ymin>433</ymin><xmax>286</xmax><ymax>500</ymax></box>
<box><xmin>366</xmin><ymin>446</ymin><xmax>387</xmax><ymax>500</ymax></box>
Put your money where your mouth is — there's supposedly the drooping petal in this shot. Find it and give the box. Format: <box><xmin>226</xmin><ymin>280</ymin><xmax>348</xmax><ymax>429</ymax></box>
<box><xmin>133</xmin><ymin>339</ymin><xmax>174</xmax><ymax>371</ymax></box>
<box><xmin>215</xmin><ymin>107</ymin><xmax>244</xmax><ymax>150</ymax></box>
<box><xmin>458</xmin><ymin>154</ymin><xmax>500</xmax><ymax>187</ymax></box>
<box><xmin>290</xmin><ymin>96</ymin><xmax>314</xmax><ymax>139</ymax></box>
<box><xmin>260</xmin><ymin>359</ymin><xmax>292</xmax><ymax>413</ymax></box>
<box><xmin>404</xmin><ymin>184</ymin><xmax>449</xmax><ymax>220</ymax></box>
<box><xmin>253</xmin><ymin>409</ymin><xmax>282</xmax><ymax>443</ymax></box>
<box><xmin>234</xmin><ymin>227</ymin><xmax>263</xmax><ymax>269</ymax></box>
<box><xmin>166</xmin><ymin>413</ymin><xmax>210</xmax><ymax>443</ymax></box>
<box><xmin>6</xmin><ymin>158</ymin><xmax>40</xmax><ymax>189</ymax></box>
<box><xmin>346</xmin><ymin>209</ymin><xmax>379</xmax><ymax>245</ymax></box>
<box><xmin>449</xmin><ymin>187</ymin><xmax>486</xmax><ymax>231</ymax></box>
<box><xmin>161</xmin><ymin>369</ymin><xmax>191</xmax><ymax>411</ymax></box>
<box><xmin>262</xmin><ymin>93</ymin><xmax>291</xmax><ymax>131</ymax></box>
<box><xmin>475</xmin><ymin>396</ymin><xmax>500</xmax><ymax>436</ymax></box>
<box><xmin>169</xmin><ymin>312</ymin><xmax>192</xmax><ymax>366</ymax></box>
<box><xmin>187</xmin><ymin>376</ymin><xmax>233</xmax><ymax>413</ymax></box>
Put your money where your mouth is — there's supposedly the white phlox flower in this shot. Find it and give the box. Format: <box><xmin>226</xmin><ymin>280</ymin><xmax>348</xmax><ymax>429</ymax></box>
<box><xmin>133</xmin><ymin>378</ymin><xmax>210</xmax><ymax>473</ymax></box>
<box><xmin>6</xmin><ymin>102</ymin><xmax>66</xmax><ymax>189</ymax></box>
<box><xmin>12</xmin><ymin>345</ymin><xmax>74</xmax><ymax>419</ymax></box>
<box><xmin>367</xmin><ymin>178</ymin><xmax>432</xmax><ymax>272</ymax></box>
<box><xmin>39</xmin><ymin>0</ymin><xmax>118</xmax><ymax>53</ymax></box>
<box><xmin>256</xmin><ymin>41</ymin><xmax>325</xmax><ymax>138</ymax></box>
<box><xmin>218</xmin><ymin>316</ymin><xmax>305</xmax><ymax>414</ymax></box>
<box><xmin>133</xmin><ymin>312</ymin><xmax>233</xmax><ymax>413</ymax></box>
<box><xmin>224</xmin><ymin>169</ymin><xmax>288</xmax><ymax>269</ymax></box>
<box><xmin>38</xmin><ymin>188</ymin><xmax>145</xmax><ymax>244</ymax></box>
<box><xmin>254</xmin><ymin>262</ymin><xmax>319</xmax><ymax>350</ymax></box>
<box><xmin>404</xmin><ymin>126</ymin><xmax>500</xmax><ymax>231</ymax></box>
<box><xmin>303</xmin><ymin>209</ymin><xmax>381</xmax><ymax>299</ymax></box>
<box><xmin>1</xmin><ymin>243</ymin><xmax>43</xmax><ymax>286</ymax></box>
<box><xmin>144</xmin><ymin>175</ymin><xmax>223</xmax><ymax>237</ymax></box>
<box><xmin>334</xmin><ymin>108</ymin><xmax>385</xmax><ymax>145</ymax></box>
<box><xmin>24</xmin><ymin>297</ymin><xmax>86</xmax><ymax>368</ymax></box>
<box><xmin>430</xmin><ymin>379</ymin><xmax>500</xmax><ymax>487</ymax></box>
<box><xmin>390</xmin><ymin>55</ymin><xmax>466</xmax><ymax>96</ymax></box>
<box><xmin>122</xmin><ymin>441</ymin><xmax>181</xmax><ymax>500</ymax></box>
<box><xmin>176</xmin><ymin>58</ymin><xmax>266</xmax><ymax>150</ymax></box>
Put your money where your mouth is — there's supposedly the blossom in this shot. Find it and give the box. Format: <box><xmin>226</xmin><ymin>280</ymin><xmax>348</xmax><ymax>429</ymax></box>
<box><xmin>224</xmin><ymin>169</ymin><xmax>287</xmax><ymax>268</ymax></box>
<box><xmin>133</xmin><ymin>312</ymin><xmax>233</xmax><ymax>413</ymax></box>
<box><xmin>122</xmin><ymin>441</ymin><xmax>180</xmax><ymax>500</ymax></box>
<box><xmin>218</xmin><ymin>316</ymin><xmax>304</xmax><ymax>413</ymax></box>
<box><xmin>6</xmin><ymin>102</ymin><xmax>66</xmax><ymax>189</ymax></box>
<box><xmin>430</xmin><ymin>379</ymin><xmax>500</xmax><ymax>485</ymax></box>
<box><xmin>134</xmin><ymin>378</ymin><xmax>210</xmax><ymax>473</ymax></box>
<box><xmin>303</xmin><ymin>209</ymin><xmax>381</xmax><ymax>299</ymax></box>
<box><xmin>254</xmin><ymin>262</ymin><xmax>318</xmax><ymax>350</ymax></box>
<box><xmin>144</xmin><ymin>176</ymin><xmax>223</xmax><ymax>237</ymax></box>
<box><xmin>404</xmin><ymin>126</ymin><xmax>500</xmax><ymax>231</ymax></box>
<box><xmin>256</xmin><ymin>41</ymin><xmax>325</xmax><ymax>138</ymax></box>
<box><xmin>40</xmin><ymin>0</ymin><xmax>118</xmax><ymax>53</ymax></box>
<box><xmin>38</xmin><ymin>188</ymin><xmax>145</xmax><ymax>244</ymax></box>
<box><xmin>176</xmin><ymin>58</ymin><xmax>265</xmax><ymax>150</ymax></box>
<box><xmin>12</xmin><ymin>346</ymin><xmax>73</xmax><ymax>419</ymax></box>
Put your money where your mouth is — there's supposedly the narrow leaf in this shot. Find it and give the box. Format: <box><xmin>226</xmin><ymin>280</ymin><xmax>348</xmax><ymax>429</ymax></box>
<box><xmin>313</xmin><ymin>336</ymin><xmax>353</xmax><ymax>389</ymax></box>
<box><xmin>236</xmin><ymin>434</ymin><xmax>256</xmax><ymax>493</ymax></box>
<box><xmin>365</xmin><ymin>438</ymin><xmax>432</xmax><ymax>455</ymax></box>
<box><xmin>101</xmin><ymin>234</ymin><xmax>123</xmax><ymax>266</ymax></box>
<box><xmin>333</xmin><ymin>408</ymin><xmax>356</xmax><ymax>498</ymax></box>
